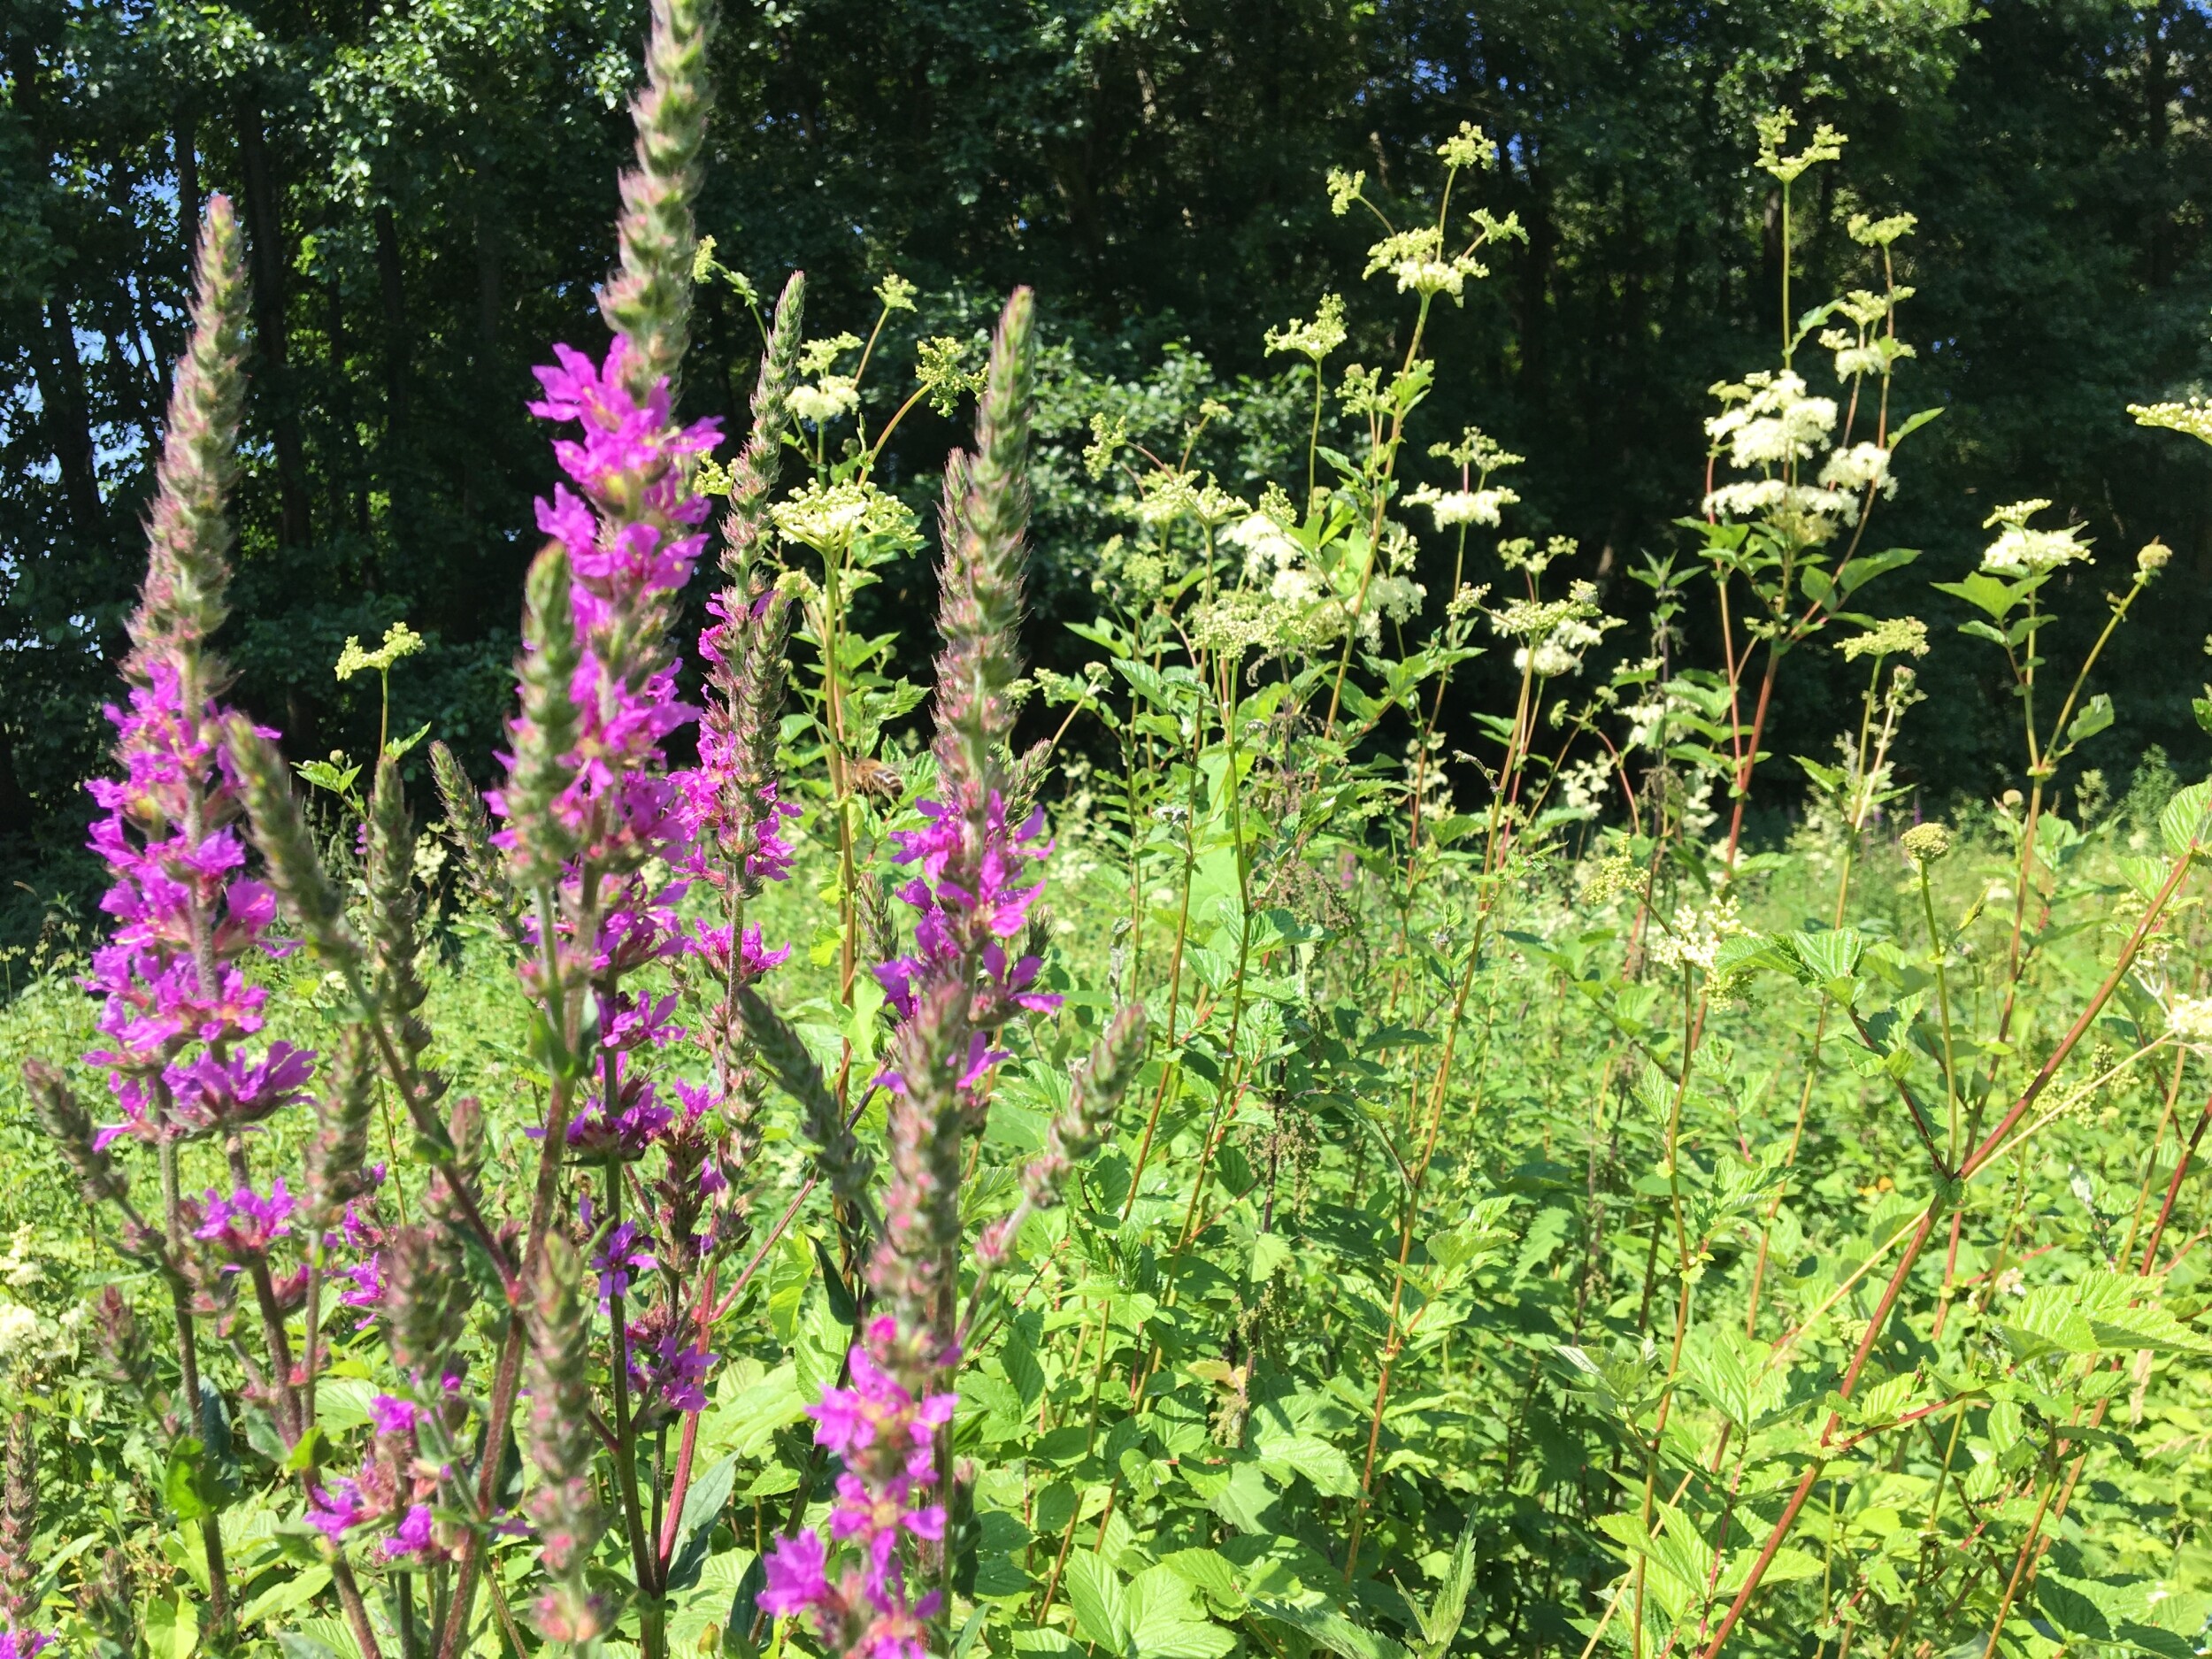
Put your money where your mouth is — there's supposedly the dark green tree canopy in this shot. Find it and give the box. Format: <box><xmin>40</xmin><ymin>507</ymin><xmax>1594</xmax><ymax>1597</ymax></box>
<box><xmin>7</xmin><ymin>0</ymin><xmax>2212</xmax><ymax>917</ymax></box>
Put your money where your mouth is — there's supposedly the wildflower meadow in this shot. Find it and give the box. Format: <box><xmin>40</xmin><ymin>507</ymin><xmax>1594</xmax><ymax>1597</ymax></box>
<box><xmin>5</xmin><ymin>7</ymin><xmax>2212</xmax><ymax>1659</ymax></box>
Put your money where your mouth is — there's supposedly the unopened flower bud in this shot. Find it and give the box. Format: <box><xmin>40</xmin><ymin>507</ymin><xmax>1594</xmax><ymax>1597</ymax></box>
<box><xmin>24</xmin><ymin>1061</ymin><xmax>128</xmax><ymax>1205</ymax></box>
<box><xmin>1901</xmin><ymin>822</ymin><xmax>1953</xmax><ymax>867</ymax></box>
<box><xmin>226</xmin><ymin>714</ymin><xmax>362</xmax><ymax>967</ymax></box>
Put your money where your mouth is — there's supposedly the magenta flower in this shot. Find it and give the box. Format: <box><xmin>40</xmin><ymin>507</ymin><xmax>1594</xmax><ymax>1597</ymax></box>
<box><xmin>80</xmin><ymin>662</ymin><xmax>314</xmax><ymax>1148</ymax></box>
<box><xmin>686</xmin><ymin>921</ymin><xmax>795</xmax><ymax>988</ymax></box>
<box><xmin>383</xmin><ymin>1503</ymin><xmax>437</xmax><ymax>1561</ymax></box>
<box><xmin>585</xmin><ymin>1208</ymin><xmax>656</xmax><ymax>1311</ymax></box>
<box><xmin>564</xmin><ymin>1065</ymin><xmax>675</xmax><ymax>1163</ymax></box>
<box><xmin>335</xmin><ymin>1252</ymin><xmax>383</xmax><ymax>1328</ymax></box>
<box><xmin>193</xmin><ymin>1178</ymin><xmax>296</xmax><ymax>1263</ymax></box>
<box><xmin>758</xmin><ymin>1315</ymin><xmax>957</xmax><ymax>1647</ymax></box>
<box><xmin>759</xmin><ymin>1528</ymin><xmax>832</xmax><ymax>1617</ymax></box>
<box><xmin>163</xmin><ymin>1041</ymin><xmax>316</xmax><ymax>1137</ymax></box>
<box><xmin>368</xmin><ymin>1394</ymin><xmax>419</xmax><ymax>1436</ymax></box>
<box><xmin>307</xmin><ymin>1478</ymin><xmax>368</xmax><ymax>1545</ymax></box>
<box><xmin>627</xmin><ymin>1321</ymin><xmax>716</xmax><ymax>1413</ymax></box>
<box><xmin>602</xmin><ymin>990</ymin><xmax>685</xmax><ymax>1053</ymax></box>
<box><xmin>874</xmin><ymin>794</ymin><xmax>1058</xmax><ymax>1033</ymax></box>
<box><xmin>0</xmin><ymin>1633</ymin><xmax>53</xmax><ymax>1659</ymax></box>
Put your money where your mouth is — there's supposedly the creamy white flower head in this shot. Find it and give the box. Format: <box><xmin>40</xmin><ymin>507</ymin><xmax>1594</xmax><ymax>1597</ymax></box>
<box><xmin>0</xmin><ymin>1302</ymin><xmax>37</xmax><ymax>1362</ymax></box>
<box><xmin>788</xmin><ymin>375</ymin><xmax>859</xmax><ymax>426</ymax></box>
<box><xmin>1831</xmin><ymin>342</ymin><xmax>1886</xmax><ymax>380</ymax></box>
<box><xmin>1356</xmin><ymin>574</ymin><xmax>1427</xmax><ymax>647</ymax></box>
<box><xmin>1265</xmin><ymin>293</ymin><xmax>1348</xmax><ymax>361</ymax></box>
<box><xmin>1701</xmin><ymin>479</ymin><xmax>1854</xmax><ymax>530</ymax></box>
<box><xmin>2131</xmin><ymin>397</ymin><xmax>2212</xmax><ymax>447</ymax></box>
<box><xmin>1980</xmin><ymin>499</ymin><xmax>2090</xmax><ymax>576</ymax></box>
<box><xmin>1514</xmin><ymin>616</ymin><xmax>1609</xmax><ymax>680</ymax></box>
<box><xmin>1189</xmin><ymin>479</ymin><xmax>1249</xmax><ymax>527</ymax></box>
<box><xmin>2170</xmin><ymin>994</ymin><xmax>2212</xmax><ymax>1045</ymax></box>
<box><xmin>1651</xmin><ymin>894</ymin><xmax>1746</xmax><ymax>974</ymax></box>
<box><xmin>1225</xmin><ymin>511</ymin><xmax>1302</xmax><ymax>576</ymax></box>
<box><xmin>771</xmin><ymin>478</ymin><xmax>917</xmax><ymax>552</ymax></box>
<box><xmin>1819</xmin><ymin>442</ymin><xmax>1895</xmax><ymax>497</ymax></box>
<box><xmin>1705</xmin><ymin>370</ymin><xmax>1839</xmax><ymax>468</ymax></box>
<box><xmin>1365</xmin><ymin>227</ymin><xmax>1487</xmax><ymax>300</ymax></box>
<box><xmin>798</xmin><ymin>332</ymin><xmax>863</xmax><ymax>377</ymax></box>
<box><xmin>1407</xmin><ymin>484</ymin><xmax>1519</xmax><ymax>530</ymax></box>
<box><xmin>1130</xmin><ymin>469</ymin><xmax>1200</xmax><ymax>528</ymax></box>
<box><xmin>1839</xmin><ymin>616</ymin><xmax>1929</xmax><ymax>662</ymax></box>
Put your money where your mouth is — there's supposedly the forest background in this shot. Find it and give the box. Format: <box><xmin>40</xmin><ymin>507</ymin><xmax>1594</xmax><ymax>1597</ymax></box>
<box><xmin>8</xmin><ymin>0</ymin><xmax>2212</xmax><ymax>941</ymax></box>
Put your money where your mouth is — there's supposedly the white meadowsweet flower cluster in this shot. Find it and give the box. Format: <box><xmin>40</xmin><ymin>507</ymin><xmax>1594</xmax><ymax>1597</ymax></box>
<box><xmin>1224</xmin><ymin>511</ymin><xmax>1302</xmax><ymax>577</ymax></box>
<box><xmin>1364</xmin><ymin>226</ymin><xmax>1487</xmax><ymax>300</ymax></box>
<box><xmin>1265</xmin><ymin>293</ymin><xmax>1348</xmax><ymax>362</ymax></box>
<box><xmin>1406</xmin><ymin>482</ymin><xmax>1520</xmax><ymax>530</ymax></box>
<box><xmin>1701</xmin><ymin>477</ymin><xmax>1856</xmax><ymax>527</ymax></box>
<box><xmin>789</xmin><ymin>375</ymin><xmax>859</xmax><ymax>426</ymax></box>
<box><xmin>1492</xmin><ymin>580</ymin><xmax>1619</xmax><ymax>679</ymax></box>
<box><xmin>1706</xmin><ymin>370</ymin><xmax>1839</xmax><ymax>468</ymax></box>
<box><xmin>1819</xmin><ymin>442</ymin><xmax>1895</xmax><ymax>497</ymax></box>
<box><xmin>1651</xmin><ymin>893</ymin><xmax>1746</xmax><ymax>974</ymax></box>
<box><xmin>1979</xmin><ymin>499</ymin><xmax>2091</xmax><ymax>576</ymax></box>
<box><xmin>2169</xmin><ymin>994</ymin><xmax>2212</xmax><ymax>1044</ymax></box>
<box><xmin>791</xmin><ymin>332</ymin><xmax>864</xmax><ymax>426</ymax></box>
<box><xmin>1359</xmin><ymin>574</ymin><xmax>1428</xmax><ymax>649</ymax></box>
<box><xmin>1839</xmin><ymin>616</ymin><xmax>1930</xmax><ymax>662</ymax></box>
<box><xmin>771</xmin><ymin>478</ymin><xmax>918</xmax><ymax>551</ymax></box>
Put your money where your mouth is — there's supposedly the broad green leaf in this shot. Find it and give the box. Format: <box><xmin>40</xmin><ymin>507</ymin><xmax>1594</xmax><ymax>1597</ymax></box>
<box><xmin>241</xmin><ymin>1566</ymin><xmax>331</xmax><ymax>1625</ymax></box>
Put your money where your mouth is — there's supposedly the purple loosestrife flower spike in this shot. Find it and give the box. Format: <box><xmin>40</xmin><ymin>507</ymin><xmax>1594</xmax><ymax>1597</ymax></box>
<box><xmin>0</xmin><ymin>1415</ymin><xmax>35</xmax><ymax>1631</ymax></box>
<box><xmin>130</xmin><ymin>195</ymin><xmax>247</xmax><ymax>687</ymax></box>
<box><xmin>870</xmin><ymin>980</ymin><xmax>970</xmax><ymax>1346</ymax></box>
<box><xmin>24</xmin><ymin>1059</ymin><xmax>129</xmax><ymax>1208</ymax></box>
<box><xmin>735</xmin><ymin>987</ymin><xmax>877</xmax><ymax>1229</ymax></box>
<box><xmin>757</xmin><ymin>1313</ymin><xmax>956</xmax><ymax>1655</ymax></box>
<box><xmin>598</xmin><ymin>0</ymin><xmax>714</xmax><ymax>402</ymax></box>
<box><xmin>499</xmin><ymin>545</ymin><xmax>585</xmax><ymax>895</ymax></box>
<box><xmin>82</xmin><ymin>1547</ymin><xmax>136</xmax><ymax>1655</ymax></box>
<box><xmin>365</xmin><ymin>755</ymin><xmax>441</xmax><ymax>1106</ymax></box>
<box><xmin>304</xmin><ymin>1024</ymin><xmax>375</xmax><ymax>1226</ymax></box>
<box><xmin>686</xmin><ymin>273</ymin><xmax>804</xmax><ymax>902</ymax></box>
<box><xmin>429</xmin><ymin>740</ymin><xmax>521</xmax><ymax>941</ymax></box>
<box><xmin>525</xmin><ymin>1234</ymin><xmax>610</xmax><ymax>1643</ymax></box>
<box><xmin>224</xmin><ymin>713</ymin><xmax>359</xmax><ymax>969</ymax></box>
<box><xmin>382</xmin><ymin>1224</ymin><xmax>472</xmax><ymax>1386</ymax></box>
<box><xmin>73</xmin><ymin>200</ymin><xmax>311</xmax><ymax>1160</ymax></box>
<box><xmin>931</xmin><ymin>288</ymin><xmax>1036</xmax><ymax>803</ymax></box>
<box><xmin>1024</xmin><ymin>1002</ymin><xmax>1148</xmax><ymax>1208</ymax></box>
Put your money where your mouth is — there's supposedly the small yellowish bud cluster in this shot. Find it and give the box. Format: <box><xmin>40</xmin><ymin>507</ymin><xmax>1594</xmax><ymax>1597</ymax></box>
<box><xmin>1901</xmin><ymin>822</ymin><xmax>1953</xmax><ymax>866</ymax></box>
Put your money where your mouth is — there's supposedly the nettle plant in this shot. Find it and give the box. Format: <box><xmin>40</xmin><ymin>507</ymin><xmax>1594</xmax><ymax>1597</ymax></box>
<box><xmin>17</xmin><ymin>19</ymin><xmax>2212</xmax><ymax>1659</ymax></box>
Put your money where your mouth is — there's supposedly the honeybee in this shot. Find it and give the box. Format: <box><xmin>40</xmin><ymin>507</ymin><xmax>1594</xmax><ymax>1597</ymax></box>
<box><xmin>849</xmin><ymin>757</ymin><xmax>905</xmax><ymax>800</ymax></box>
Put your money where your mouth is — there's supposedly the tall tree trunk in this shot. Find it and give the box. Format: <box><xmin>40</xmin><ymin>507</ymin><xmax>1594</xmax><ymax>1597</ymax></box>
<box><xmin>472</xmin><ymin>175</ymin><xmax>501</xmax><ymax>367</ymax></box>
<box><xmin>0</xmin><ymin>731</ymin><xmax>38</xmax><ymax>847</ymax></box>
<box><xmin>175</xmin><ymin>112</ymin><xmax>201</xmax><ymax>247</ymax></box>
<box><xmin>326</xmin><ymin>277</ymin><xmax>369</xmax><ymax>536</ymax></box>
<box><xmin>373</xmin><ymin>204</ymin><xmax>410</xmax><ymax>431</ymax></box>
<box><xmin>235</xmin><ymin>98</ymin><xmax>312</xmax><ymax>547</ymax></box>
<box><xmin>36</xmin><ymin>296</ymin><xmax>104</xmax><ymax>535</ymax></box>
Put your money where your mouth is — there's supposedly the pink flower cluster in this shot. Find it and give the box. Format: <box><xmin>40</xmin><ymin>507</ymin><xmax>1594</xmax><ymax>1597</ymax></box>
<box><xmin>758</xmin><ymin>1317</ymin><xmax>957</xmax><ymax>1659</ymax></box>
<box><xmin>193</xmin><ymin>1178</ymin><xmax>296</xmax><ymax>1266</ymax></box>
<box><xmin>306</xmin><ymin>1392</ymin><xmax>447</xmax><ymax>1563</ymax></box>
<box><xmin>515</xmin><ymin>337</ymin><xmax>722</xmax><ymax>872</ymax></box>
<box><xmin>81</xmin><ymin>664</ymin><xmax>312</xmax><ymax>1147</ymax></box>
<box><xmin>875</xmin><ymin>793</ymin><xmax>1058</xmax><ymax>1030</ymax></box>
